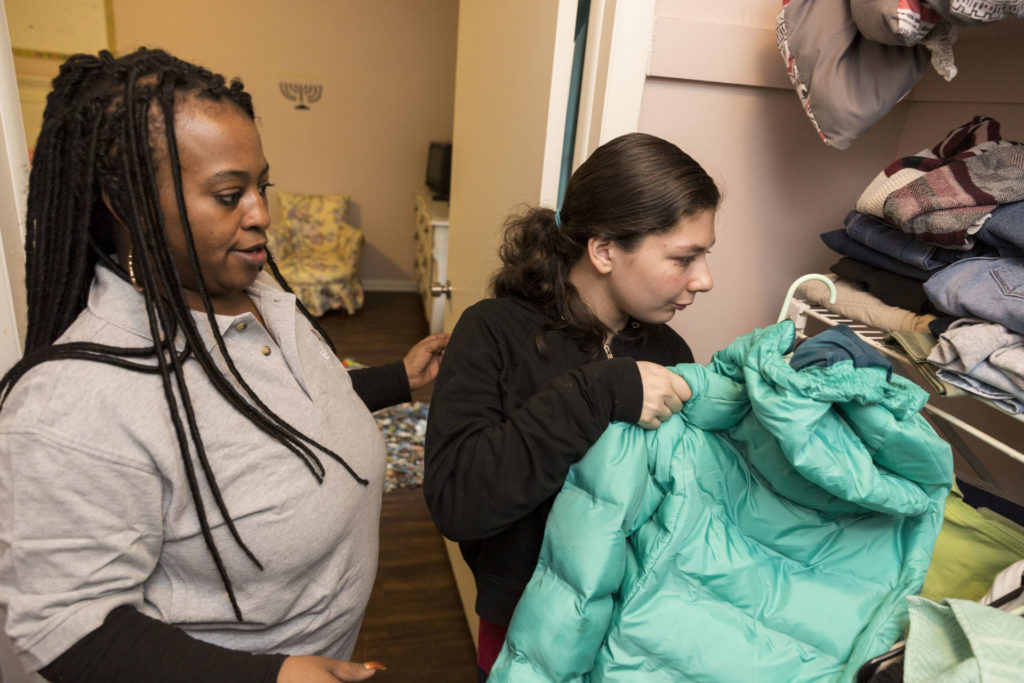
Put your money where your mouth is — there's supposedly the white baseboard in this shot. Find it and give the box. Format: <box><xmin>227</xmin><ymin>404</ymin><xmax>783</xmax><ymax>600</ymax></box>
<box><xmin>363</xmin><ymin>279</ymin><xmax>418</xmax><ymax>293</ymax></box>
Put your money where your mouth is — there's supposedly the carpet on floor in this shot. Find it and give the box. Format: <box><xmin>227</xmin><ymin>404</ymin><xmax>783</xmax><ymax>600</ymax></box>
<box><xmin>375</xmin><ymin>401</ymin><xmax>428</xmax><ymax>493</ymax></box>
<box><xmin>344</xmin><ymin>358</ymin><xmax>427</xmax><ymax>493</ymax></box>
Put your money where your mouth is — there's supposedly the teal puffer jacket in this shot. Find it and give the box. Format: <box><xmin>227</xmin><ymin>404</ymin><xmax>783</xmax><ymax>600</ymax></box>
<box><xmin>489</xmin><ymin>322</ymin><xmax>952</xmax><ymax>682</ymax></box>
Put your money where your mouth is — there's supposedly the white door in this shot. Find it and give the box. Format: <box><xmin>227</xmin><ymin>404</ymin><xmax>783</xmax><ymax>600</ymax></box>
<box><xmin>0</xmin><ymin>3</ymin><xmax>33</xmax><ymax>678</ymax></box>
<box><xmin>0</xmin><ymin>2</ymin><xmax>27</xmax><ymax>377</ymax></box>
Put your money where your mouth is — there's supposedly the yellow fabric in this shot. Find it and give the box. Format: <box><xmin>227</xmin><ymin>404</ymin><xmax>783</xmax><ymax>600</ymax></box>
<box><xmin>268</xmin><ymin>192</ymin><xmax>364</xmax><ymax>316</ymax></box>
<box><xmin>921</xmin><ymin>489</ymin><xmax>1024</xmax><ymax>602</ymax></box>
<box><xmin>277</xmin><ymin>192</ymin><xmax>350</xmax><ymax>256</ymax></box>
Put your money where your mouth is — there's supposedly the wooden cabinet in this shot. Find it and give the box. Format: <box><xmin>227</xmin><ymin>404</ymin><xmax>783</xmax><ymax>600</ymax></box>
<box><xmin>414</xmin><ymin>187</ymin><xmax>450</xmax><ymax>334</ymax></box>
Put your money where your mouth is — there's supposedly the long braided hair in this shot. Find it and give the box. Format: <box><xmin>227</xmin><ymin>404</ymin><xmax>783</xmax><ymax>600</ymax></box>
<box><xmin>0</xmin><ymin>47</ymin><xmax>362</xmax><ymax>620</ymax></box>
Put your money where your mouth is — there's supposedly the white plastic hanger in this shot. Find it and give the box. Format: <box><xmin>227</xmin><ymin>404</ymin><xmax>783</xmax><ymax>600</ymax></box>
<box><xmin>779</xmin><ymin>273</ymin><xmax>1024</xmax><ymax>470</ymax></box>
<box><xmin>777</xmin><ymin>274</ymin><xmax>836</xmax><ymax>323</ymax></box>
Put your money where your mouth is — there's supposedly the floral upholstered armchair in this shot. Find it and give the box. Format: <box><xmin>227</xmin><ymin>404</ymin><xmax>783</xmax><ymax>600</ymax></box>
<box><xmin>267</xmin><ymin>192</ymin><xmax>365</xmax><ymax>316</ymax></box>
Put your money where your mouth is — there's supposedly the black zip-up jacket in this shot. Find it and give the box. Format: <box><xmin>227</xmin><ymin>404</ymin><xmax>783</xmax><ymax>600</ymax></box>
<box><xmin>423</xmin><ymin>296</ymin><xmax>693</xmax><ymax>627</ymax></box>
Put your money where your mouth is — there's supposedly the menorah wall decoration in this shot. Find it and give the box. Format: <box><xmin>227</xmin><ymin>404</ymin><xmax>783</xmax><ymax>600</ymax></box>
<box><xmin>279</xmin><ymin>82</ymin><xmax>323</xmax><ymax>110</ymax></box>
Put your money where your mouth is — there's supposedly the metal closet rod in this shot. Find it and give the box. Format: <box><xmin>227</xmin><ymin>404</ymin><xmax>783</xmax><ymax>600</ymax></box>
<box><xmin>921</xmin><ymin>403</ymin><xmax>1024</xmax><ymax>467</ymax></box>
<box><xmin>780</xmin><ymin>275</ymin><xmax>1024</xmax><ymax>467</ymax></box>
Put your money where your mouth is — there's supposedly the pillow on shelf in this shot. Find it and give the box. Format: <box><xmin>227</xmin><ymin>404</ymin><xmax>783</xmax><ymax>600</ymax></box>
<box><xmin>276</xmin><ymin>192</ymin><xmax>351</xmax><ymax>256</ymax></box>
<box><xmin>776</xmin><ymin>0</ymin><xmax>929</xmax><ymax>150</ymax></box>
<box><xmin>850</xmin><ymin>0</ymin><xmax>941</xmax><ymax>46</ymax></box>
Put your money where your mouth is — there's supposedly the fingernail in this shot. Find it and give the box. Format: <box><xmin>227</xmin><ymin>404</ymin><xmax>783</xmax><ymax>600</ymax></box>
<box><xmin>363</xmin><ymin>661</ymin><xmax>388</xmax><ymax>671</ymax></box>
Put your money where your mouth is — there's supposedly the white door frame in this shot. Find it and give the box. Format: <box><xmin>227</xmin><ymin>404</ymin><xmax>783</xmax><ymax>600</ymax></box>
<box><xmin>572</xmin><ymin>0</ymin><xmax>656</xmax><ymax>167</ymax></box>
<box><xmin>0</xmin><ymin>4</ymin><xmax>32</xmax><ymax>678</ymax></box>
<box><xmin>0</xmin><ymin>0</ymin><xmax>29</xmax><ymax>375</ymax></box>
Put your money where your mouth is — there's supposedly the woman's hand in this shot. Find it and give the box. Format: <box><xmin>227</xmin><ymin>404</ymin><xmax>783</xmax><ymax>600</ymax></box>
<box><xmin>278</xmin><ymin>655</ymin><xmax>386</xmax><ymax>682</ymax></box>
<box><xmin>635</xmin><ymin>361</ymin><xmax>692</xmax><ymax>430</ymax></box>
<box><xmin>403</xmin><ymin>332</ymin><xmax>451</xmax><ymax>392</ymax></box>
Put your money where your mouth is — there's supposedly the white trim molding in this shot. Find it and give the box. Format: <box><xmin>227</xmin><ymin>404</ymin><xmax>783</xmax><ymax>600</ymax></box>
<box><xmin>573</xmin><ymin>0</ymin><xmax>656</xmax><ymax>165</ymax></box>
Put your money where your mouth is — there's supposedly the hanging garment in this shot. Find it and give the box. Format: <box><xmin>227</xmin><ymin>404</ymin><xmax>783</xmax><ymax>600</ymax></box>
<box><xmin>902</xmin><ymin>597</ymin><xmax>1024</xmax><ymax>682</ymax></box>
<box><xmin>489</xmin><ymin>321</ymin><xmax>952</xmax><ymax>683</ymax></box>
<box><xmin>775</xmin><ymin>0</ymin><xmax>930</xmax><ymax>150</ymax></box>
<box><xmin>798</xmin><ymin>277</ymin><xmax>939</xmax><ymax>334</ymax></box>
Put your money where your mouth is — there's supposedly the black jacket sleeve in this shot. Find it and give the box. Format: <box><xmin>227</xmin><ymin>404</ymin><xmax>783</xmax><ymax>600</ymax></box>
<box><xmin>39</xmin><ymin>605</ymin><xmax>287</xmax><ymax>683</ymax></box>
<box><xmin>423</xmin><ymin>303</ymin><xmax>643</xmax><ymax>543</ymax></box>
<box><xmin>348</xmin><ymin>361</ymin><xmax>411</xmax><ymax>412</ymax></box>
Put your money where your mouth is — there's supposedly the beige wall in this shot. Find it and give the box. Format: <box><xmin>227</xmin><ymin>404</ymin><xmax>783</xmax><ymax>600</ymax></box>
<box><xmin>444</xmin><ymin>0</ymin><xmax>572</xmax><ymax>325</ymax></box>
<box><xmin>899</xmin><ymin>24</ymin><xmax>1024</xmax><ymax>151</ymax></box>
<box><xmin>641</xmin><ymin>80</ymin><xmax>906</xmax><ymax>363</ymax></box>
<box><xmin>112</xmin><ymin>0</ymin><xmax>458</xmax><ymax>289</ymax></box>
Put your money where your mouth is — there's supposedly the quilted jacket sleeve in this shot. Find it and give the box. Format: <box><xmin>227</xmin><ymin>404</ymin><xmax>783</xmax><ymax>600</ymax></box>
<box><xmin>486</xmin><ymin>421</ymin><xmax>655</xmax><ymax>682</ymax></box>
<box><xmin>488</xmin><ymin>364</ymin><xmax>748</xmax><ymax>681</ymax></box>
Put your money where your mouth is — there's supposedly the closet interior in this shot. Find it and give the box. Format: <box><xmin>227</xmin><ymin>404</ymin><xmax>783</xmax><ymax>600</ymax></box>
<box><xmin>627</xmin><ymin>3</ymin><xmax>1024</xmax><ymax>679</ymax></box>
<box><xmin>771</xmin><ymin>5</ymin><xmax>1024</xmax><ymax>678</ymax></box>
<box><xmin>768</xmin><ymin>6</ymin><xmax>1024</xmax><ymax>502</ymax></box>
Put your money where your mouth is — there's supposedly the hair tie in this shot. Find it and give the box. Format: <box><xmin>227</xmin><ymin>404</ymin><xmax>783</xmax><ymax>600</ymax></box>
<box><xmin>554</xmin><ymin>209</ymin><xmax>563</xmax><ymax>229</ymax></box>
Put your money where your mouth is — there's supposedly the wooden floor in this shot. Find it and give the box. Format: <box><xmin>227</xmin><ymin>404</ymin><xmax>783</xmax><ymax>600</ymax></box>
<box><xmin>318</xmin><ymin>292</ymin><xmax>478</xmax><ymax>681</ymax></box>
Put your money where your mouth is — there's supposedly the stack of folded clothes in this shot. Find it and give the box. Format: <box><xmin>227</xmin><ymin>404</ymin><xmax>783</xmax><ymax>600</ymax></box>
<box><xmin>812</xmin><ymin>116</ymin><xmax>1024</xmax><ymax>413</ymax></box>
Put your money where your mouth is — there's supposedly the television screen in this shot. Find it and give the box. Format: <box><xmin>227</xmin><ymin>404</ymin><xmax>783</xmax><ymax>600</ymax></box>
<box><xmin>426</xmin><ymin>142</ymin><xmax>452</xmax><ymax>200</ymax></box>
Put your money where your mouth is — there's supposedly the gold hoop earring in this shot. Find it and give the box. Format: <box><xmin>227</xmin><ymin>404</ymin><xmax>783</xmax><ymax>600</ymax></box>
<box><xmin>127</xmin><ymin>249</ymin><xmax>141</xmax><ymax>290</ymax></box>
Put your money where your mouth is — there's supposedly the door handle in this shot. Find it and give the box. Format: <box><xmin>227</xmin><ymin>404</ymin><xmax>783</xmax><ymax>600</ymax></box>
<box><xmin>430</xmin><ymin>280</ymin><xmax>452</xmax><ymax>299</ymax></box>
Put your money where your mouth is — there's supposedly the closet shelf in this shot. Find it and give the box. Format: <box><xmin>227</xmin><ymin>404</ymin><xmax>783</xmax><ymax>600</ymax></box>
<box><xmin>784</xmin><ymin>294</ymin><xmax>1024</xmax><ymax>469</ymax></box>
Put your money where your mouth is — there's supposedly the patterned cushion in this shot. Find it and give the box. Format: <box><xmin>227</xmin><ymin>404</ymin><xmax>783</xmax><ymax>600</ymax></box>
<box><xmin>776</xmin><ymin>0</ymin><xmax>929</xmax><ymax>150</ymax></box>
<box><xmin>266</xmin><ymin>221</ymin><xmax>294</xmax><ymax>259</ymax></box>
<box><xmin>268</xmin><ymin>191</ymin><xmax>364</xmax><ymax>316</ymax></box>
<box><xmin>275</xmin><ymin>252</ymin><xmax>365</xmax><ymax>316</ymax></box>
<box><xmin>277</xmin><ymin>192</ymin><xmax>350</xmax><ymax>256</ymax></box>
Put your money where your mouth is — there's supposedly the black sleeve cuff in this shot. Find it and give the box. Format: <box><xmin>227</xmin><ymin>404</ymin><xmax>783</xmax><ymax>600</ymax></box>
<box><xmin>579</xmin><ymin>356</ymin><xmax>643</xmax><ymax>425</ymax></box>
<box><xmin>349</xmin><ymin>361</ymin><xmax>412</xmax><ymax>412</ymax></box>
<box><xmin>40</xmin><ymin>605</ymin><xmax>287</xmax><ymax>683</ymax></box>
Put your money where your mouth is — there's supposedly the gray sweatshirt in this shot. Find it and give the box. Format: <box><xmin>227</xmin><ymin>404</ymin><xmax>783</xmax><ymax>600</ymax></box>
<box><xmin>0</xmin><ymin>266</ymin><xmax>385</xmax><ymax>673</ymax></box>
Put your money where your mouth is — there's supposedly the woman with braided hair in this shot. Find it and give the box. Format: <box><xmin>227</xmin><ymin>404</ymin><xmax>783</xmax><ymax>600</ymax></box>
<box><xmin>0</xmin><ymin>48</ymin><xmax>446</xmax><ymax>682</ymax></box>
